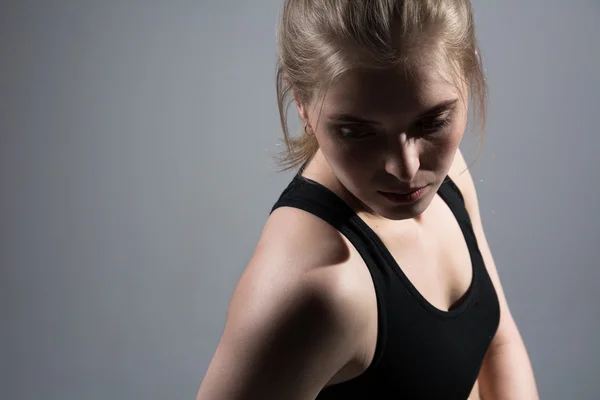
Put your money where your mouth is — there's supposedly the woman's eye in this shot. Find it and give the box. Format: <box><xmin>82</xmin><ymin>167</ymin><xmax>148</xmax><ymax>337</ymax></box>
<box><xmin>338</xmin><ymin>126</ymin><xmax>375</xmax><ymax>139</ymax></box>
<box><xmin>416</xmin><ymin>117</ymin><xmax>451</xmax><ymax>134</ymax></box>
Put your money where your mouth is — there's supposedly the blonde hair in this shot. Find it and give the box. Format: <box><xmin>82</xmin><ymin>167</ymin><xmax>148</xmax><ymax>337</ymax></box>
<box><xmin>274</xmin><ymin>0</ymin><xmax>487</xmax><ymax>171</ymax></box>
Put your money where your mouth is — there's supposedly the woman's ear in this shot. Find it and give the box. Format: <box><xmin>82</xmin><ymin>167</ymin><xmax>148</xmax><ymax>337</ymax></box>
<box><xmin>286</xmin><ymin>79</ymin><xmax>311</xmax><ymax>125</ymax></box>
<box><xmin>292</xmin><ymin>92</ymin><xmax>309</xmax><ymax>123</ymax></box>
<box><xmin>295</xmin><ymin>100</ymin><xmax>308</xmax><ymax>123</ymax></box>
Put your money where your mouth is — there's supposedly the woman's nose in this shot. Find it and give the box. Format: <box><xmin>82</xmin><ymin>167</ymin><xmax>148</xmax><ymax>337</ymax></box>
<box><xmin>383</xmin><ymin>135</ymin><xmax>420</xmax><ymax>183</ymax></box>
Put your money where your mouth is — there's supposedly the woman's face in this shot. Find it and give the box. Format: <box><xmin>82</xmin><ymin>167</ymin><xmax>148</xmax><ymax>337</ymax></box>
<box><xmin>299</xmin><ymin>64</ymin><xmax>469</xmax><ymax>221</ymax></box>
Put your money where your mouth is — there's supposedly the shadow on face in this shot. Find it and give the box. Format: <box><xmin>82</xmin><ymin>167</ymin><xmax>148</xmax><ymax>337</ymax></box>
<box><xmin>300</xmin><ymin>64</ymin><xmax>469</xmax><ymax>221</ymax></box>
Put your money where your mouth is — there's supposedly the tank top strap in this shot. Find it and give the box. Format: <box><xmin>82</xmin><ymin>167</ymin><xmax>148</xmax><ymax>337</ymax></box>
<box><xmin>437</xmin><ymin>176</ymin><xmax>476</xmax><ymax>233</ymax></box>
<box><xmin>270</xmin><ymin>173</ymin><xmax>356</xmax><ymax>230</ymax></box>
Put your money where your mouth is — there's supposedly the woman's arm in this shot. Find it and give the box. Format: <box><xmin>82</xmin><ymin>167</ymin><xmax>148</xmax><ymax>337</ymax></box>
<box><xmin>450</xmin><ymin>149</ymin><xmax>540</xmax><ymax>400</ymax></box>
<box><xmin>196</xmin><ymin>209</ymin><xmax>366</xmax><ymax>400</ymax></box>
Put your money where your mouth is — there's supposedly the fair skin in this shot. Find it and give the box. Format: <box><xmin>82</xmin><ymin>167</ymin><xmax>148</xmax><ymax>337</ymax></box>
<box><xmin>196</xmin><ymin>63</ymin><xmax>539</xmax><ymax>400</ymax></box>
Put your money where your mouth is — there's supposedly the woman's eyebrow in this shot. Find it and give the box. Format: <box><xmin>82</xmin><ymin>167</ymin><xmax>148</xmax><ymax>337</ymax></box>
<box><xmin>417</xmin><ymin>99</ymin><xmax>459</xmax><ymax>118</ymax></box>
<box><xmin>327</xmin><ymin>99</ymin><xmax>459</xmax><ymax>125</ymax></box>
<box><xmin>327</xmin><ymin>114</ymin><xmax>382</xmax><ymax>125</ymax></box>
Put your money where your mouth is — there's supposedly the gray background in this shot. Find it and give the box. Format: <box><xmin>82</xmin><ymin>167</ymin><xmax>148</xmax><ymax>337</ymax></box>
<box><xmin>1</xmin><ymin>1</ymin><xmax>599</xmax><ymax>399</ymax></box>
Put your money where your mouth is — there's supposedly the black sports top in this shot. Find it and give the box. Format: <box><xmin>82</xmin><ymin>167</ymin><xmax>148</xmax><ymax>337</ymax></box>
<box><xmin>270</xmin><ymin>171</ymin><xmax>501</xmax><ymax>400</ymax></box>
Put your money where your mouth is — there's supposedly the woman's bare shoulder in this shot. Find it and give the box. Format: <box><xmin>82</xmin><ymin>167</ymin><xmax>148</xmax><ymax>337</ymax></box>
<box><xmin>255</xmin><ymin>205</ymin><xmax>352</xmax><ymax>274</ymax></box>
<box><xmin>196</xmin><ymin>206</ymin><xmax>369</xmax><ymax>399</ymax></box>
<box><xmin>231</xmin><ymin>205</ymin><xmax>367</xmax><ymax>323</ymax></box>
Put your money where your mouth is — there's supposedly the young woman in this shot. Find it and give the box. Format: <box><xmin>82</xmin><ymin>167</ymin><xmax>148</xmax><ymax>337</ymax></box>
<box><xmin>197</xmin><ymin>1</ymin><xmax>539</xmax><ymax>398</ymax></box>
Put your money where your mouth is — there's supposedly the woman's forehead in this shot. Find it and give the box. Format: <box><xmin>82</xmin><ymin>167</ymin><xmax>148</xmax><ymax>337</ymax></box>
<box><xmin>319</xmin><ymin>66</ymin><xmax>463</xmax><ymax>118</ymax></box>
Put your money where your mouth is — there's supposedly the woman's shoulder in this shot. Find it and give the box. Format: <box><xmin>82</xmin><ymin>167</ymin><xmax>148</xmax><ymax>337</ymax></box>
<box><xmin>258</xmin><ymin>205</ymin><xmax>351</xmax><ymax>274</ymax></box>
<box><xmin>196</xmin><ymin>208</ymin><xmax>371</xmax><ymax>398</ymax></box>
<box><xmin>447</xmin><ymin>148</ymin><xmax>478</xmax><ymax>216</ymax></box>
<box><xmin>236</xmin><ymin>205</ymin><xmax>367</xmax><ymax>311</ymax></box>
<box><xmin>247</xmin><ymin>202</ymin><xmax>374</xmax><ymax>336</ymax></box>
<box><xmin>198</xmin><ymin>207</ymin><xmax>364</xmax><ymax>399</ymax></box>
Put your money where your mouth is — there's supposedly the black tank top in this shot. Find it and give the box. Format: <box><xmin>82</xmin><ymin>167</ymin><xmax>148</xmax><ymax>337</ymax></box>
<box><xmin>270</xmin><ymin>171</ymin><xmax>501</xmax><ymax>400</ymax></box>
